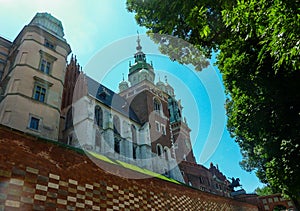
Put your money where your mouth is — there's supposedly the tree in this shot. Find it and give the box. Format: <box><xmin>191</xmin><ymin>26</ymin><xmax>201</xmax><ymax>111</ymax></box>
<box><xmin>127</xmin><ymin>0</ymin><xmax>300</xmax><ymax>208</ymax></box>
<box><xmin>255</xmin><ymin>186</ymin><xmax>274</xmax><ymax>196</ymax></box>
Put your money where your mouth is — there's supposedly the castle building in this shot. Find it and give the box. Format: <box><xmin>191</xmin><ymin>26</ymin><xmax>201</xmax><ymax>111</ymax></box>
<box><xmin>0</xmin><ymin>13</ymin><xmax>71</xmax><ymax>140</ymax></box>
<box><xmin>0</xmin><ymin>12</ymin><xmax>231</xmax><ymax>197</ymax></box>
<box><xmin>59</xmin><ymin>36</ymin><xmax>185</xmax><ymax>182</ymax></box>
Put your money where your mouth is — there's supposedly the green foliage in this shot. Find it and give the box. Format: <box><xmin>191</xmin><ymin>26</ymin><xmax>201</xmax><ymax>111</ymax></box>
<box><xmin>148</xmin><ymin>33</ymin><xmax>209</xmax><ymax>71</ymax></box>
<box><xmin>127</xmin><ymin>0</ymin><xmax>300</xmax><ymax>206</ymax></box>
<box><xmin>126</xmin><ymin>0</ymin><xmax>231</xmax><ymax>58</ymax></box>
<box><xmin>255</xmin><ymin>186</ymin><xmax>274</xmax><ymax>196</ymax></box>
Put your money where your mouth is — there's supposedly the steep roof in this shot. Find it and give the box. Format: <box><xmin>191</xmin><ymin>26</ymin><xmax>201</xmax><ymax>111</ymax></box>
<box><xmin>86</xmin><ymin>76</ymin><xmax>140</xmax><ymax>124</ymax></box>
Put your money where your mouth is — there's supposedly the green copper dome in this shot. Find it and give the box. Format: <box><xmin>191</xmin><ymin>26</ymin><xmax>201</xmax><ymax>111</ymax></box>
<box><xmin>29</xmin><ymin>12</ymin><xmax>65</xmax><ymax>40</ymax></box>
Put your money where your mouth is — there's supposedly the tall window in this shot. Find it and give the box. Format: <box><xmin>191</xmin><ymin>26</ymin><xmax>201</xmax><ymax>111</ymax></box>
<box><xmin>40</xmin><ymin>59</ymin><xmax>51</xmax><ymax>74</ymax></box>
<box><xmin>155</xmin><ymin>121</ymin><xmax>160</xmax><ymax>132</ymax></box>
<box><xmin>156</xmin><ymin>144</ymin><xmax>163</xmax><ymax>156</ymax></box>
<box><xmin>161</xmin><ymin>124</ymin><xmax>166</xmax><ymax>135</ymax></box>
<box><xmin>39</xmin><ymin>50</ymin><xmax>57</xmax><ymax>75</ymax></box>
<box><xmin>94</xmin><ymin>106</ymin><xmax>103</xmax><ymax>127</ymax></box>
<box><xmin>29</xmin><ymin>116</ymin><xmax>40</xmax><ymax>130</ymax></box>
<box><xmin>114</xmin><ymin>137</ymin><xmax>120</xmax><ymax>153</ymax></box>
<box><xmin>133</xmin><ymin>145</ymin><xmax>137</xmax><ymax>159</ymax></box>
<box><xmin>164</xmin><ymin>147</ymin><xmax>170</xmax><ymax>161</ymax></box>
<box><xmin>131</xmin><ymin>124</ymin><xmax>137</xmax><ymax>143</ymax></box>
<box><xmin>34</xmin><ymin>85</ymin><xmax>46</xmax><ymax>102</ymax></box>
<box><xmin>154</xmin><ymin>98</ymin><xmax>161</xmax><ymax>113</ymax></box>
<box><xmin>131</xmin><ymin>124</ymin><xmax>137</xmax><ymax>159</ymax></box>
<box><xmin>113</xmin><ymin>115</ymin><xmax>120</xmax><ymax>135</ymax></box>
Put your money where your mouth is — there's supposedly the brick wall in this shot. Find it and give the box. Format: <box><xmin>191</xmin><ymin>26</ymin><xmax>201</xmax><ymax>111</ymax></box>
<box><xmin>0</xmin><ymin>125</ymin><xmax>258</xmax><ymax>210</ymax></box>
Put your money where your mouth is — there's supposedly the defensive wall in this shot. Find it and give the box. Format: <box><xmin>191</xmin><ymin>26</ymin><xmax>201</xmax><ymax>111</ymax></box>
<box><xmin>0</xmin><ymin>125</ymin><xmax>258</xmax><ymax>210</ymax></box>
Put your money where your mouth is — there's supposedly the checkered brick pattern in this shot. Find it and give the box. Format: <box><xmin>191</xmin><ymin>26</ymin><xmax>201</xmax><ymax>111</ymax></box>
<box><xmin>0</xmin><ymin>166</ymin><xmax>256</xmax><ymax>210</ymax></box>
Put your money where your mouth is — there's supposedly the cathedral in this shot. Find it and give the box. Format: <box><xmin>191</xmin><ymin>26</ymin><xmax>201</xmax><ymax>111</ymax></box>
<box><xmin>0</xmin><ymin>12</ymin><xmax>231</xmax><ymax>197</ymax></box>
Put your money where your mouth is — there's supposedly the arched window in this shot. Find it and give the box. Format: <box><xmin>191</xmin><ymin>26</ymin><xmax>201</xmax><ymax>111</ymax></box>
<box><xmin>156</xmin><ymin>144</ymin><xmax>163</xmax><ymax>156</ymax></box>
<box><xmin>131</xmin><ymin>124</ymin><xmax>137</xmax><ymax>143</ymax></box>
<box><xmin>131</xmin><ymin>124</ymin><xmax>137</xmax><ymax>159</ymax></box>
<box><xmin>113</xmin><ymin>115</ymin><xmax>120</xmax><ymax>135</ymax></box>
<box><xmin>164</xmin><ymin>147</ymin><xmax>170</xmax><ymax>161</ymax></box>
<box><xmin>94</xmin><ymin>106</ymin><xmax>103</xmax><ymax>127</ymax></box>
<box><xmin>114</xmin><ymin>137</ymin><xmax>120</xmax><ymax>153</ymax></box>
<box><xmin>65</xmin><ymin>107</ymin><xmax>73</xmax><ymax>129</ymax></box>
<box><xmin>133</xmin><ymin>145</ymin><xmax>137</xmax><ymax>160</ymax></box>
<box><xmin>153</xmin><ymin>98</ymin><xmax>161</xmax><ymax>113</ymax></box>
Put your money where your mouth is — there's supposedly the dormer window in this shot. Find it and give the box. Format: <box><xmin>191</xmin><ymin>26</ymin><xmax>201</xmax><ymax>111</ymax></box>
<box><xmin>99</xmin><ymin>92</ymin><xmax>106</xmax><ymax>99</ymax></box>
<box><xmin>99</xmin><ymin>87</ymin><xmax>110</xmax><ymax>99</ymax></box>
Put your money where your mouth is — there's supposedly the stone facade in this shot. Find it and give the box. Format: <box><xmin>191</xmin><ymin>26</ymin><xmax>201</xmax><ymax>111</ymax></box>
<box><xmin>0</xmin><ymin>13</ymin><xmax>71</xmax><ymax>140</ymax></box>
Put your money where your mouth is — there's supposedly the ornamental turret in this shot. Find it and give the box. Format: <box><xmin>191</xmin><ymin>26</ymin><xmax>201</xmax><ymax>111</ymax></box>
<box><xmin>118</xmin><ymin>74</ymin><xmax>129</xmax><ymax>92</ymax></box>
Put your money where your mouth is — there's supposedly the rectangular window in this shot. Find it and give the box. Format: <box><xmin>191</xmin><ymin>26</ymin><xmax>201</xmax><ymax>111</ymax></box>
<box><xmin>155</xmin><ymin>121</ymin><xmax>160</xmax><ymax>132</ymax></box>
<box><xmin>199</xmin><ymin>177</ymin><xmax>203</xmax><ymax>184</ymax></box>
<box><xmin>39</xmin><ymin>50</ymin><xmax>57</xmax><ymax>75</ymax></box>
<box><xmin>29</xmin><ymin>117</ymin><xmax>40</xmax><ymax>130</ymax></box>
<box><xmin>40</xmin><ymin>59</ymin><xmax>51</xmax><ymax>74</ymax></box>
<box><xmin>34</xmin><ymin>85</ymin><xmax>46</xmax><ymax>102</ymax></box>
<box><xmin>44</xmin><ymin>39</ymin><xmax>55</xmax><ymax>49</ymax></box>
<box><xmin>161</xmin><ymin>124</ymin><xmax>166</xmax><ymax>135</ymax></box>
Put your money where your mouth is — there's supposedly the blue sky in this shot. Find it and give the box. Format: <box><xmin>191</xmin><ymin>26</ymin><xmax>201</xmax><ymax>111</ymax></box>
<box><xmin>0</xmin><ymin>0</ymin><xmax>264</xmax><ymax>192</ymax></box>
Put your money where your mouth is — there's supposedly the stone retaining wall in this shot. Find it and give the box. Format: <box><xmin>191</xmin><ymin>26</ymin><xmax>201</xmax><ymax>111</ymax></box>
<box><xmin>0</xmin><ymin>126</ymin><xmax>258</xmax><ymax>210</ymax></box>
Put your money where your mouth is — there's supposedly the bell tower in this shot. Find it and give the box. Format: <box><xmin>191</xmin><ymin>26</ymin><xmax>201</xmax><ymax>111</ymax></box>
<box><xmin>128</xmin><ymin>35</ymin><xmax>155</xmax><ymax>86</ymax></box>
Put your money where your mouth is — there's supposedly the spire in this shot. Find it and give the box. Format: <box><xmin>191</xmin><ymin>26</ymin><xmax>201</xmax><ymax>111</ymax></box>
<box><xmin>119</xmin><ymin>73</ymin><xmax>129</xmax><ymax>92</ymax></box>
<box><xmin>133</xmin><ymin>32</ymin><xmax>146</xmax><ymax>63</ymax></box>
<box><xmin>165</xmin><ymin>75</ymin><xmax>168</xmax><ymax>84</ymax></box>
<box><xmin>129</xmin><ymin>32</ymin><xmax>155</xmax><ymax>86</ymax></box>
<box><xmin>136</xmin><ymin>31</ymin><xmax>142</xmax><ymax>52</ymax></box>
